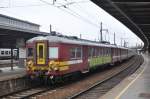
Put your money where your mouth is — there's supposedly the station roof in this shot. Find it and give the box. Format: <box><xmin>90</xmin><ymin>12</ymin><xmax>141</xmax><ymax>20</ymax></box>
<box><xmin>0</xmin><ymin>25</ymin><xmax>49</xmax><ymax>48</ymax></box>
<box><xmin>0</xmin><ymin>14</ymin><xmax>40</xmax><ymax>26</ymax></box>
<box><xmin>0</xmin><ymin>24</ymin><xmax>46</xmax><ymax>35</ymax></box>
<box><xmin>0</xmin><ymin>14</ymin><xmax>49</xmax><ymax>48</ymax></box>
<box><xmin>91</xmin><ymin>0</ymin><xmax>150</xmax><ymax>50</ymax></box>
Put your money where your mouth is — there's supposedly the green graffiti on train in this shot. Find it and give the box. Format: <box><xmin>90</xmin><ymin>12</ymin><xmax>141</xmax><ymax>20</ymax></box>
<box><xmin>89</xmin><ymin>56</ymin><xmax>111</xmax><ymax>68</ymax></box>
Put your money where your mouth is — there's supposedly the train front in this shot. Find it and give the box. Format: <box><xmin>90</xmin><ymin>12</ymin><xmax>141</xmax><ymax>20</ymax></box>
<box><xmin>26</xmin><ymin>36</ymin><xmax>60</xmax><ymax>79</ymax></box>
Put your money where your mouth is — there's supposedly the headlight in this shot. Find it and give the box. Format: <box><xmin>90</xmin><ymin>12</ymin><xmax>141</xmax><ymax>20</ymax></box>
<box><xmin>49</xmin><ymin>61</ymin><xmax>54</xmax><ymax>66</ymax></box>
<box><xmin>24</xmin><ymin>59</ymin><xmax>26</xmax><ymax>66</ymax></box>
<box><xmin>49</xmin><ymin>61</ymin><xmax>59</xmax><ymax>71</ymax></box>
<box><xmin>28</xmin><ymin>61</ymin><xmax>32</xmax><ymax>66</ymax></box>
<box><xmin>27</xmin><ymin>60</ymin><xmax>33</xmax><ymax>67</ymax></box>
<box><xmin>54</xmin><ymin>67</ymin><xmax>58</xmax><ymax>71</ymax></box>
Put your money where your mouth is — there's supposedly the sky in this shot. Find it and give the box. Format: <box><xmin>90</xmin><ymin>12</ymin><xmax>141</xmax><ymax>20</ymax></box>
<box><xmin>0</xmin><ymin>0</ymin><xmax>143</xmax><ymax>47</ymax></box>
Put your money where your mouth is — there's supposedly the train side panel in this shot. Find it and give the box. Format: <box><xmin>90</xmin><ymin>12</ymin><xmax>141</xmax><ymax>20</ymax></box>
<box><xmin>59</xmin><ymin>43</ymin><xmax>87</xmax><ymax>74</ymax></box>
<box><xmin>88</xmin><ymin>46</ymin><xmax>111</xmax><ymax>70</ymax></box>
<box><xmin>111</xmin><ymin>48</ymin><xmax>120</xmax><ymax>63</ymax></box>
<box><xmin>26</xmin><ymin>36</ymin><xmax>136</xmax><ymax>79</ymax></box>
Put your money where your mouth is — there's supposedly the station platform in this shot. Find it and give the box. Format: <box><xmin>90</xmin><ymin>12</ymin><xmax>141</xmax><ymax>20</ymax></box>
<box><xmin>0</xmin><ymin>60</ymin><xmax>18</xmax><ymax>65</ymax></box>
<box><xmin>0</xmin><ymin>66</ymin><xmax>26</xmax><ymax>81</ymax></box>
<box><xmin>100</xmin><ymin>54</ymin><xmax>150</xmax><ymax>99</ymax></box>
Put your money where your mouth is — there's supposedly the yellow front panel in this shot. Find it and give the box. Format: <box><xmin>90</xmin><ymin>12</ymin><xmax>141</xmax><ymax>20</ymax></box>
<box><xmin>59</xmin><ymin>66</ymin><xmax>69</xmax><ymax>71</ymax></box>
<box><xmin>37</xmin><ymin>43</ymin><xmax>45</xmax><ymax>65</ymax></box>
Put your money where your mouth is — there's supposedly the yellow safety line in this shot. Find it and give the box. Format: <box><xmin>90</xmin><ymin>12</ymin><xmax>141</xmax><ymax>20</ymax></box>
<box><xmin>115</xmin><ymin>64</ymin><xmax>146</xmax><ymax>99</ymax></box>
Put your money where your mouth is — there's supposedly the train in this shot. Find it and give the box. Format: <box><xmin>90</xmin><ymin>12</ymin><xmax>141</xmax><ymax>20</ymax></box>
<box><xmin>0</xmin><ymin>48</ymin><xmax>18</xmax><ymax>60</ymax></box>
<box><xmin>26</xmin><ymin>35</ymin><xmax>135</xmax><ymax>81</ymax></box>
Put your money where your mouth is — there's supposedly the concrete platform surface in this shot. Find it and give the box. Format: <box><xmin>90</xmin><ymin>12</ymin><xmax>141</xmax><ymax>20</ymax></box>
<box><xmin>0</xmin><ymin>66</ymin><xmax>26</xmax><ymax>81</ymax></box>
<box><xmin>100</xmin><ymin>54</ymin><xmax>150</xmax><ymax>99</ymax></box>
<box><xmin>0</xmin><ymin>59</ymin><xmax>18</xmax><ymax>64</ymax></box>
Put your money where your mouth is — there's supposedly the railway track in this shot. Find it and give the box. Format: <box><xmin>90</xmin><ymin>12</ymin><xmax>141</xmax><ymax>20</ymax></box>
<box><xmin>1</xmin><ymin>87</ymin><xmax>51</xmax><ymax>99</ymax></box>
<box><xmin>0</xmin><ymin>60</ymin><xmax>18</xmax><ymax>68</ymax></box>
<box><xmin>1</xmin><ymin>55</ymin><xmax>143</xmax><ymax>99</ymax></box>
<box><xmin>69</xmin><ymin>55</ymin><xmax>143</xmax><ymax>99</ymax></box>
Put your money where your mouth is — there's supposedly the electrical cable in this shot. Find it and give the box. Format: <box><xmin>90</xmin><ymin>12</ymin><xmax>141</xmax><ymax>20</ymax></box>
<box><xmin>66</xmin><ymin>7</ymin><xmax>99</xmax><ymax>28</ymax></box>
<box><xmin>39</xmin><ymin>0</ymin><xmax>99</xmax><ymax>28</ymax></box>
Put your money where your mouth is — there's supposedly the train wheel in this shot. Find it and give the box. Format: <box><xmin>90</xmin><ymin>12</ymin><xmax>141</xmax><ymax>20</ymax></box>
<box><xmin>43</xmin><ymin>76</ymin><xmax>49</xmax><ymax>85</ymax></box>
<box><xmin>45</xmin><ymin>76</ymin><xmax>56</xmax><ymax>86</ymax></box>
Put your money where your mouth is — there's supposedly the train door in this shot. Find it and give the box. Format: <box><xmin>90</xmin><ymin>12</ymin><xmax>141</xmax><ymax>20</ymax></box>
<box><xmin>82</xmin><ymin>45</ymin><xmax>89</xmax><ymax>73</ymax></box>
<box><xmin>36</xmin><ymin>41</ymin><xmax>48</xmax><ymax>65</ymax></box>
<box><xmin>111</xmin><ymin>48</ymin><xmax>115</xmax><ymax>63</ymax></box>
<box><xmin>119</xmin><ymin>48</ymin><xmax>121</xmax><ymax>62</ymax></box>
<box><xmin>117</xmin><ymin>48</ymin><xmax>119</xmax><ymax>61</ymax></box>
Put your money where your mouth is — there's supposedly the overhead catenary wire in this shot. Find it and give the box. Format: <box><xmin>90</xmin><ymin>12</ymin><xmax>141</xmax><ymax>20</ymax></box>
<box><xmin>64</xmin><ymin>7</ymin><xmax>99</xmax><ymax>28</ymax></box>
<box><xmin>0</xmin><ymin>0</ymin><xmax>89</xmax><ymax>8</ymax></box>
<box><xmin>56</xmin><ymin>0</ymin><xmax>90</xmax><ymax>7</ymax></box>
<box><xmin>43</xmin><ymin>0</ymin><xmax>99</xmax><ymax>28</ymax></box>
<box><xmin>61</xmin><ymin>0</ymin><xmax>100</xmax><ymax>27</ymax></box>
<box><xmin>0</xmin><ymin>0</ymin><xmax>98</xmax><ymax>28</ymax></box>
<box><xmin>1</xmin><ymin>0</ymin><xmax>112</xmax><ymax>42</ymax></box>
<box><xmin>0</xmin><ymin>0</ymin><xmax>51</xmax><ymax>8</ymax></box>
<box><xmin>0</xmin><ymin>4</ymin><xmax>49</xmax><ymax>8</ymax></box>
<box><xmin>39</xmin><ymin>0</ymin><xmax>99</xmax><ymax>28</ymax></box>
<box><xmin>64</xmin><ymin>0</ymin><xmax>114</xmax><ymax>41</ymax></box>
<box><xmin>71</xmin><ymin>2</ymin><xmax>100</xmax><ymax>25</ymax></box>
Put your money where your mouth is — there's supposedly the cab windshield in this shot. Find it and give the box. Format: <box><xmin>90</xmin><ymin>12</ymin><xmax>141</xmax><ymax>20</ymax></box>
<box><xmin>39</xmin><ymin>45</ymin><xmax>44</xmax><ymax>58</ymax></box>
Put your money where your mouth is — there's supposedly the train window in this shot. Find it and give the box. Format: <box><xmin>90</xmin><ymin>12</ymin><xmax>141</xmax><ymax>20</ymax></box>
<box><xmin>5</xmin><ymin>51</ymin><xmax>8</xmax><ymax>55</ymax></box>
<box><xmin>107</xmin><ymin>48</ymin><xmax>108</xmax><ymax>56</ymax></box>
<box><xmin>49</xmin><ymin>47</ymin><xmax>58</xmax><ymax>58</ymax></box>
<box><xmin>88</xmin><ymin>48</ymin><xmax>91</xmax><ymax>57</ymax></box>
<box><xmin>92</xmin><ymin>48</ymin><xmax>94</xmax><ymax>57</ymax></box>
<box><xmin>93</xmin><ymin>48</ymin><xmax>95</xmax><ymax>57</ymax></box>
<box><xmin>9</xmin><ymin>51</ymin><xmax>11</xmax><ymax>54</ymax></box>
<box><xmin>106</xmin><ymin>48</ymin><xmax>107</xmax><ymax>56</ymax></box>
<box><xmin>1</xmin><ymin>51</ymin><xmax>4</xmax><ymax>55</ymax></box>
<box><xmin>107</xmin><ymin>49</ymin><xmax>110</xmax><ymax>56</ymax></box>
<box><xmin>70</xmin><ymin>48</ymin><xmax>76</xmax><ymax>59</ymax></box>
<box><xmin>101</xmin><ymin>48</ymin><xmax>103</xmax><ymax>56</ymax></box>
<box><xmin>96</xmin><ymin>48</ymin><xmax>98</xmax><ymax>57</ymax></box>
<box><xmin>103</xmin><ymin>48</ymin><xmax>105</xmax><ymax>56</ymax></box>
<box><xmin>90</xmin><ymin>48</ymin><xmax>94</xmax><ymax>57</ymax></box>
<box><xmin>100</xmin><ymin>48</ymin><xmax>102</xmax><ymax>56</ymax></box>
<box><xmin>107</xmin><ymin>49</ymin><xmax>109</xmax><ymax>56</ymax></box>
<box><xmin>105</xmin><ymin>48</ymin><xmax>107</xmax><ymax>56</ymax></box>
<box><xmin>27</xmin><ymin>48</ymin><xmax>33</xmax><ymax>57</ymax></box>
<box><xmin>99</xmin><ymin>48</ymin><xmax>101</xmax><ymax>56</ymax></box>
<box><xmin>94</xmin><ymin>48</ymin><xmax>97</xmax><ymax>57</ymax></box>
<box><xmin>70</xmin><ymin>47</ymin><xmax>82</xmax><ymax>59</ymax></box>
<box><xmin>106</xmin><ymin>48</ymin><xmax>108</xmax><ymax>56</ymax></box>
<box><xmin>39</xmin><ymin>45</ymin><xmax>43</xmax><ymax>58</ymax></box>
<box><xmin>107</xmin><ymin>48</ymin><xmax>109</xmax><ymax>56</ymax></box>
<box><xmin>88</xmin><ymin>47</ymin><xmax>92</xmax><ymax>57</ymax></box>
<box><xmin>98</xmin><ymin>48</ymin><xmax>99</xmax><ymax>56</ymax></box>
<box><xmin>105</xmin><ymin>49</ymin><xmax>107</xmax><ymax>56</ymax></box>
<box><xmin>114</xmin><ymin>48</ymin><xmax>116</xmax><ymax>56</ymax></box>
<box><xmin>76</xmin><ymin>47</ymin><xmax>82</xmax><ymax>58</ymax></box>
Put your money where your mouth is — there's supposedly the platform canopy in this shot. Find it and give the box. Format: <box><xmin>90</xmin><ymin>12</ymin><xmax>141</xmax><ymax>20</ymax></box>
<box><xmin>91</xmin><ymin>0</ymin><xmax>150</xmax><ymax>51</ymax></box>
<box><xmin>0</xmin><ymin>14</ymin><xmax>49</xmax><ymax>48</ymax></box>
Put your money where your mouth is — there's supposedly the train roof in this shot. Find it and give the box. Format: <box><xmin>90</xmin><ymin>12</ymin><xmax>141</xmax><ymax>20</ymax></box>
<box><xmin>0</xmin><ymin>48</ymin><xmax>17</xmax><ymax>51</ymax></box>
<box><xmin>27</xmin><ymin>35</ymin><xmax>128</xmax><ymax>49</ymax></box>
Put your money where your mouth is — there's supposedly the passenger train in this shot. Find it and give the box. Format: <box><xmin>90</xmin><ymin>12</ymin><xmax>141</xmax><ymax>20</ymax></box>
<box><xmin>0</xmin><ymin>48</ymin><xmax>18</xmax><ymax>60</ymax></box>
<box><xmin>26</xmin><ymin>35</ymin><xmax>135</xmax><ymax>80</ymax></box>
